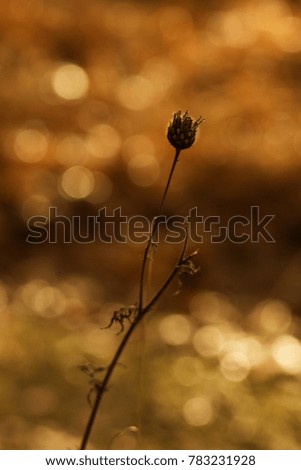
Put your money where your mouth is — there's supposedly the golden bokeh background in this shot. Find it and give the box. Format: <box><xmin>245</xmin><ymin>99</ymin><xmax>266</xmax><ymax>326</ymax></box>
<box><xmin>1</xmin><ymin>0</ymin><xmax>301</xmax><ymax>450</ymax></box>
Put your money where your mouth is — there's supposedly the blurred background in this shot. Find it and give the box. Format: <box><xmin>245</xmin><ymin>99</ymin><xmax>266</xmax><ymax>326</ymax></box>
<box><xmin>1</xmin><ymin>0</ymin><xmax>301</xmax><ymax>450</ymax></box>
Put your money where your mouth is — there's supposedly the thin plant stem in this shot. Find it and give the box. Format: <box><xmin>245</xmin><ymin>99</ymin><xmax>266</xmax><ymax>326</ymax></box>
<box><xmin>80</xmin><ymin>232</ymin><xmax>193</xmax><ymax>450</ymax></box>
<box><xmin>80</xmin><ymin>320</ymin><xmax>138</xmax><ymax>450</ymax></box>
<box><xmin>134</xmin><ymin>148</ymin><xmax>181</xmax><ymax>437</ymax></box>
<box><xmin>159</xmin><ymin>148</ymin><xmax>181</xmax><ymax>214</ymax></box>
<box><xmin>80</xmin><ymin>110</ymin><xmax>203</xmax><ymax>449</ymax></box>
<box><xmin>138</xmin><ymin>148</ymin><xmax>181</xmax><ymax>314</ymax></box>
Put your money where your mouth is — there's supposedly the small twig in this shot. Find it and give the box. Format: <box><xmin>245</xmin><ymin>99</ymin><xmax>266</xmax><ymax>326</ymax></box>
<box><xmin>143</xmin><ymin>231</ymin><xmax>193</xmax><ymax>313</ymax></box>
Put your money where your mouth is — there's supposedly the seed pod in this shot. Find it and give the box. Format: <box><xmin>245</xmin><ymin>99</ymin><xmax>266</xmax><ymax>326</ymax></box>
<box><xmin>167</xmin><ymin>110</ymin><xmax>204</xmax><ymax>150</ymax></box>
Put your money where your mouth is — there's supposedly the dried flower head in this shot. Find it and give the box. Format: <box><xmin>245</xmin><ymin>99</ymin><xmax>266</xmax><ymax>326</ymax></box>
<box><xmin>167</xmin><ymin>110</ymin><xmax>204</xmax><ymax>150</ymax></box>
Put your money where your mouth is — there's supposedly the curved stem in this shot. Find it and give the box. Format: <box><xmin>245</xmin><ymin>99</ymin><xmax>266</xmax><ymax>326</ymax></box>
<box><xmin>138</xmin><ymin>149</ymin><xmax>181</xmax><ymax>314</ymax></box>
<box><xmin>159</xmin><ymin>148</ymin><xmax>181</xmax><ymax>214</ymax></box>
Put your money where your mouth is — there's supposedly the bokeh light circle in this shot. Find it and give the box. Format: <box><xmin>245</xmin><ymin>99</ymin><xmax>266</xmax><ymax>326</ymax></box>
<box><xmin>127</xmin><ymin>154</ymin><xmax>160</xmax><ymax>187</ymax></box>
<box><xmin>183</xmin><ymin>396</ymin><xmax>214</xmax><ymax>427</ymax></box>
<box><xmin>52</xmin><ymin>64</ymin><xmax>89</xmax><ymax>101</ymax></box>
<box><xmin>14</xmin><ymin>129</ymin><xmax>48</xmax><ymax>163</ymax></box>
<box><xmin>159</xmin><ymin>314</ymin><xmax>191</xmax><ymax>345</ymax></box>
<box><xmin>60</xmin><ymin>166</ymin><xmax>95</xmax><ymax>199</ymax></box>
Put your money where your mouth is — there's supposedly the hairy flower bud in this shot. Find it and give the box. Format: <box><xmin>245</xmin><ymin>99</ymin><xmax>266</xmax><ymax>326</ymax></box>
<box><xmin>167</xmin><ymin>110</ymin><xmax>204</xmax><ymax>150</ymax></box>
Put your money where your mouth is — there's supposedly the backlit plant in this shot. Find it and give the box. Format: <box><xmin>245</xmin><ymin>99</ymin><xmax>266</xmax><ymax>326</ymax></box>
<box><xmin>80</xmin><ymin>111</ymin><xmax>203</xmax><ymax>450</ymax></box>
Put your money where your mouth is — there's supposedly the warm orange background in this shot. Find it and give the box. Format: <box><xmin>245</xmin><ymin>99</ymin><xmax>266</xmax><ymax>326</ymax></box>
<box><xmin>1</xmin><ymin>0</ymin><xmax>301</xmax><ymax>450</ymax></box>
